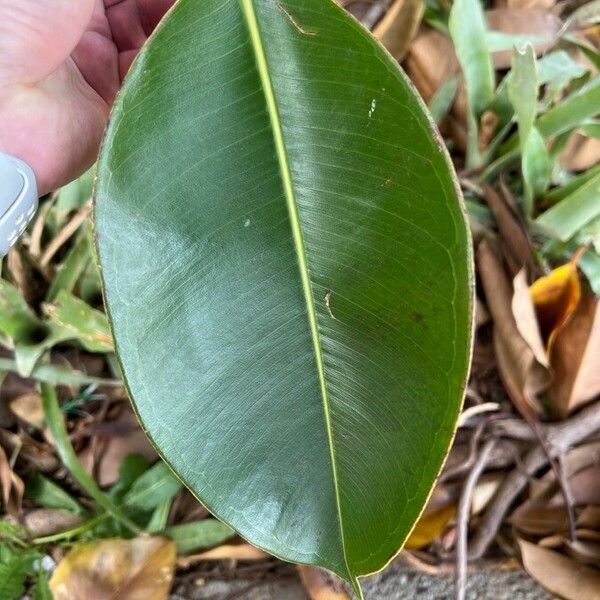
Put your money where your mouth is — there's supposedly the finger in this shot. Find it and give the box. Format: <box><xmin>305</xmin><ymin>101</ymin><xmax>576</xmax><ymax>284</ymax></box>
<box><xmin>0</xmin><ymin>0</ymin><xmax>95</xmax><ymax>85</ymax></box>
<box><xmin>72</xmin><ymin>0</ymin><xmax>120</xmax><ymax>104</ymax></box>
<box><xmin>137</xmin><ymin>0</ymin><xmax>176</xmax><ymax>32</ymax></box>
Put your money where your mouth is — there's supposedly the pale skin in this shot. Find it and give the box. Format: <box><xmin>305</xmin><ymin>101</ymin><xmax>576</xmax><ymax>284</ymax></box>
<box><xmin>0</xmin><ymin>0</ymin><xmax>175</xmax><ymax>196</ymax></box>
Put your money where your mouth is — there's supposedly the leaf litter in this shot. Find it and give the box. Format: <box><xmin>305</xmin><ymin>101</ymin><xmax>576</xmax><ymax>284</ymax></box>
<box><xmin>1</xmin><ymin>0</ymin><xmax>600</xmax><ymax>599</ymax></box>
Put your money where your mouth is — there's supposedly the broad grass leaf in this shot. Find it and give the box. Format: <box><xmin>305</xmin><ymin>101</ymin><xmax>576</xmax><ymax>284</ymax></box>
<box><xmin>164</xmin><ymin>519</ymin><xmax>234</xmax><ymax>554</ymax></box>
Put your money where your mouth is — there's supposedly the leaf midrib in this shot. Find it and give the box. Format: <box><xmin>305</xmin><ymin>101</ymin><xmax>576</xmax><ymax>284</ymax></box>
<box><xmin>239</xmin><ymin>0</ymin><xmax>352</xmax><ymax>581</ymax></box>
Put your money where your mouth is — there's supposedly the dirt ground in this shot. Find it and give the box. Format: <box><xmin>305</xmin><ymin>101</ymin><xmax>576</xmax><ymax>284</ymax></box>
<box><xmin>170</xmin><ymin>564</ymin><xmax>550</xmax><ymax>599</ymax></box>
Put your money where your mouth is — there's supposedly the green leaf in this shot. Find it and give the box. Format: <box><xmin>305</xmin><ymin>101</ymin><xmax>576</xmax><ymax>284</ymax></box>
<box><xmin>43</xmin><ymin>291</ymin><xmax>113</xmax><ymax>353</ymax></box>
<box><xmin>428</xmin><ymin>75</ymin><xmax>459</xmax><ymax>124</ymax></box>
<box><xmin>55</xmin><ymin>169</ymin><xmax>94</xmax><ymax>214</ymax></box>
<box><xmin>108</xmin><ymin>454</ymin><xmax>150</xmax><ymax>503</ymax></box>
<box><xmin>0</xmin><ymin>281</ymin><xmax>43</xmax><ymax>342</ymax></box>
<box><xmin>26</xmin><ymin>474</ymin><xmax>86</xmax><ymax>516</ymax></box>
<box><xmin>123</xmin><ymin>462</ymin><xmax>182</xmax><ymax>513</ymax></box>
<box><xmin>14</xmin><ymin>325</ymin><xmax>72</xmax><ymax>377</ymax></box>
<box><xmin>145</xmin><ymin>498</ymin><xmax>172</xmax><ymax>534</ymax></box>
<box><xmin>0</xmin><ymin>358</ymin><xmax>120</xmax><ymax>387</ymax></box>
<box><xmin>508</xmin><ymin>45</ymin><xmax>551</xmax><ymax>213</ymax></box>
<box><xmin>41</xmin><ymin>384</ymin><xmax>139</xmax><ymax>534</ymax></box>
<box><xmin>449</xmin><ymin>0</ymin><xmax>494</xmax><ymax>167</ymax></box>
<box><xmin>537</xmin><ymin>75</ymin><xmax>600</xmax><ymax>140</ymax></box>
<box><xmin>581</xmin><ymin>248</ymin><xmax>600</xmax><ymax>295</ymax></box>
<box><xmin>0</xmin><ymin>550</ymin><xmax>38</xmax><ymax>600</ymax></box>
<box><xmin>33</xmin><ymin>570</ymin><xmax>53</xmax><ymax>600</ymax></box>
<box><xmin>543</xmin><ymin>163</ymin><xmax>600</xmax><ymax>206</ymax></box>
<box><xmin>165</xmin><ymin>520</ymin><xmax>235</xmax><ymax>555</ymax></box>
<box><xmin>449</xmin><ymin>0</ymin><xmax>494</xmax><ymax>117</ymax></box>
<box><xmin>536</xmin><ymin>172</ymin><xmax>600</xmax><ymax>240</ymax></box>
<box><xmin>94</xmin><ymin>0</ymin><xmax>473</xmax><ymax>591</ymax></box>
<box><xmin>46</xmin><ymin>228</ymin><xmax>93</xmax><ymax>303</ymax></box>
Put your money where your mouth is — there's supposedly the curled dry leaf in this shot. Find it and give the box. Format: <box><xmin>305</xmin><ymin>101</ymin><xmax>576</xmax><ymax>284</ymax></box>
<box><xmin>513</xmin><ymin>270</ymin><xmax>549</xmax><ymax>368</ymax></box>
<box><xmin>9</xmin><ymin>393</ymin><xmax>45</xmax><ymax>429</ymax></box>
<box><xmin>495</xmin><ymin>0</ymin><xmax>556</xmax><ymax>10</ymax></box>
<box><xmin>560</xmin><ymin>133</ymin><xmax>600</xmax><ymax>173</ymax></box>
<box><xmin>530</xmin><ymin>260</ymin><xmax>581</xmax><ymax>350</ymax></box>
<box><xmin>519</xmin><ymin>538</ymin><xmax>600</xmax><ymax>600</ymax></box>
<box><xmin>0</xmin><ymin>443</ymin><xmax>24</xmax><ymax>516</ymax></box>
<box><xmin>80</xmin><ymin>409</ymin><xmax>157</xmax><ymax>487</ymax></box>
<box><xmin>49</xmin><ymin>537</ymin><xmax>176</xmax><ymax>600</ymax></box>
<box><xmin>404</xmin><ymin>29</ymin><xmax>467</xmax><ymax>150</ymax></box>
<box><xmin>373</xmin><ymin>0</ymin><xmax>425</xmax><ymax>61</ymax></box>
<box><xmin>24</xmin><ymin>508</ymin><xmax>83</xmax><ymax>537</ymax></box>
<box><xmin>478</xmin><ymin>239</ymin><xmax>550</xmax><ymax>419</ymax></box>
<box><xmin>549</xmin><ymin>290</ymin><xmax>600</xmax><ymax>418</ymax></box>
<box><xmin>483</xmin><ymin>185</ymin><xmax>537</xmax><ymax>279</ymax></box>
<box><xmin>511</xmin><ymin>503</ymin><xmax>569</xmax><ymax>536</ymax></box>
<box><xmin>298</xmin><ymin>566</ymin><xmax>350</xmax><ymax>600</ymax></box>
<box><xmin>486</xmin><ymin>9</ymin><xmax>562</xmax><ymax>69</ymax></box>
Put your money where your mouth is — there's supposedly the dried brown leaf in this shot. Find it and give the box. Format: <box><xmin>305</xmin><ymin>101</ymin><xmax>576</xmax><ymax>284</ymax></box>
<box><xmin>511</xmin><ymin>503</ymin><xmax>569</xmax><ymax>536</ymax></box>
<box><xmin>484</xmin><ymin>184</ymin><xmax>536</xmax><ymax>279</ymax></box>
<box><xmin>561</xmin><ymin>133</ymin><xmax>600</xmax><ymax>173</ymax></box>
<box><xmin>24</xmin><ymin>508</ymin><xmax>83</xmax><ymax>537</ymax></box>
<box><xmin>80</xmin><ymin>409</ymin><xmax>156</xmax><ymax>487</ymax></box>
<box><xmin>298</xmin><ymin>566</ymin><xmax>350</xmax><ymax>600</ymax></box>
<box><xmin>50</xmin><ymin>537</ymin><xmax>176</xmax><ymax>600</ymax></box>
<box><xmin>519</xmin><ymin>538</ymin><xmax>600</xmax><ymax>599</ymax></box>
<box><xmin>0</xmin><ymin>443</ymin><xmax>23</xmax><ymax>516</ymax></box>
<box><xmin>404</xmin><ymin>29</ymin><xmax>468</xmax><ymax>150</ymax></box>
<box><xmin>9</xmin><ymin>393</ymin><xmax>45</xmax><ymax>429</ymax></box>
<box><xmin>549</xmin><ymin>291</ymin><xmax>600</xmax><ymax>418</ymax></box>
<box><xmin>513</xmin><ymin>270</ymin><xmax>549</xmax><ymax>368</ymax></box>
<box><xmin>486</xmin><ymin>9</ymin><xmax>562</xmax><ymax>69</ymax></box>
<box><xmin>176</xmin><ymin>543</ymin><xmax>268</xmax><ymax>568</ymax></box>
<box><xmin>374</xmin><ymin>0</ymin><xmax>425</xmax><ymax>61</ymax></box>
<box><xmin>565</xmin><ymin>539</ymin><xmax>600</xmax><ymax>566</ymax></box>
<box><xmin>478</xmin><ymin>239</ymin><xmax>550</xmax><ymax>419</ymax></box>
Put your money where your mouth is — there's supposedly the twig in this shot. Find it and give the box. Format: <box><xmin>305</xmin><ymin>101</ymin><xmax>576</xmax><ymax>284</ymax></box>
<box><xmin>39</xmin><ymin>202</ymin><xmax>91</xmax><ymax>267</ymax></box>
<box><xmin>455</xmin><ymin>438</ymin><xmax>497</xmax><ymax>600</ymax></box>
<box><xmin>469</xmin><ymin>401</ymin><xmax>600</xmax><ymax>559</ymax></box>
<box><xmin>441</xmin><ymin>425</ymin><xmax>483</xmax><ymax>482</ymax></box>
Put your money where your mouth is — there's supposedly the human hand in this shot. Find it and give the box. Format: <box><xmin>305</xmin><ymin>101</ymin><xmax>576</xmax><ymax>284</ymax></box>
<box><xmin>0</xmin><ymin>0</ymin><xmax>175</xmax><ymax>196</ymax></box>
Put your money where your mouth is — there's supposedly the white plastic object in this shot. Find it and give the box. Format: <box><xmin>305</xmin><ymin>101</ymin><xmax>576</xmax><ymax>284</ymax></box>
<box><xmin>0</xmin><ymin>153</ymin><xmax>38</xmax><ymax>257</ymax></box>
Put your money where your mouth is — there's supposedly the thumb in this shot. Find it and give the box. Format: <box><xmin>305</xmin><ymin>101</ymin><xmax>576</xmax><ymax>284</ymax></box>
<box><xmin>0</xmin><ymin>0</ymin><xmax>95</xmax><ymax>85</ymax></box>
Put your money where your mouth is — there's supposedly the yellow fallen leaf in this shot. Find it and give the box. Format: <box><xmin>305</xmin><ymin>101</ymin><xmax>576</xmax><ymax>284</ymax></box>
<box><xmin>404</xmin><ymin>504</ymin><xmax>456</xmax><ymax>549</ymax></box>
<box><xmin>530</xmin><ymin>261</ymin><xmax>581</xmax><ymax>350</ymax></box>
<box><xmin>50</xmin><ymin>537</ymin><xmax>175</xmax><ymax>600</ymax></box>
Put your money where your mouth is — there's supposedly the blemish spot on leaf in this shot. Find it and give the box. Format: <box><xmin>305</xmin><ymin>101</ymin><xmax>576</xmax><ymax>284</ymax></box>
<box><xmin>369</xmin><ymin>98</ymin><xmax>377</xmax><ymax>118</ymax></box>
<box><xmin>244</xmin><ymin>219</ymin><xmax>251</xmax><ymax>228</ymax></box>
<box><xmin>325</xmin><ymin>290</ymin><xmax>337</xmax><ymax>320</ymax></box>
<box><xmin>277</xmin><ymin>4</ymin><xmax>317</xmax><ymax>36</ymax></box>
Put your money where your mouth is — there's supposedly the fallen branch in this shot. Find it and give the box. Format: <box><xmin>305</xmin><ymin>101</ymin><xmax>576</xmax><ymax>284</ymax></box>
<box><xmin>469</xmin><ymin>401</ymin><xmax>600</xmax><ymax>559</ymax></box>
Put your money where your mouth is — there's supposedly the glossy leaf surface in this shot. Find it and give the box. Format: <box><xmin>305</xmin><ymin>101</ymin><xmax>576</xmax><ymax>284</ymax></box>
<box><xmin>95</xmin><ymin>0</ymin><xmax>473</xmax><ymax>588</ymax></box>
